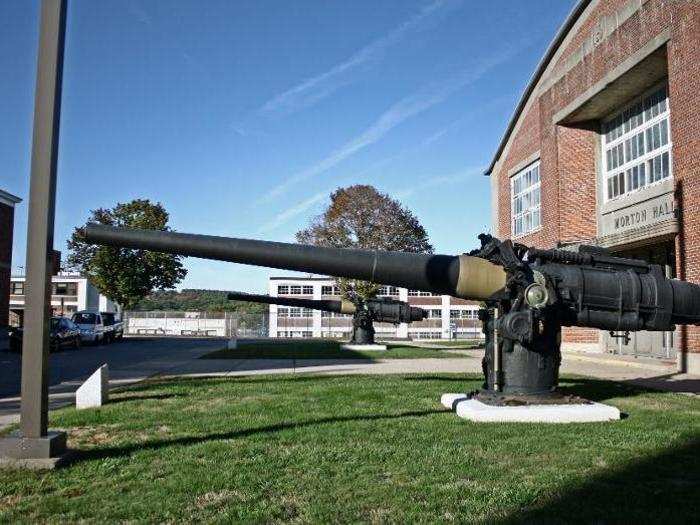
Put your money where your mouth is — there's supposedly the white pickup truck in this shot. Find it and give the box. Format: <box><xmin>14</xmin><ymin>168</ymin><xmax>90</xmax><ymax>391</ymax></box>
<box><xmin>71</xmin><ymin>311</ymin><xmax>107</xmax><ymax>345</ymax></box>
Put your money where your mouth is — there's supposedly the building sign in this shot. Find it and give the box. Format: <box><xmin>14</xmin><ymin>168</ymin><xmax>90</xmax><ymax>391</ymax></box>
<box><xmin>599</xmin><ymin>191</ymin><xmax>677</xmax><ymax>246</ymax></box>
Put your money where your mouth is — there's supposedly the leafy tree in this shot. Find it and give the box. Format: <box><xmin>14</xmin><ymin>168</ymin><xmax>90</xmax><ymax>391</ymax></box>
<box><xmin>296</xmin><ymin>185</ymin><xmax>432</xmax><ymax>298</ymax></box>
<box><xmin>67</xmin><ymin>199</ymin><xmax>187</xmax><ymax>310</ymax></box>
<box><xmin>134</xmin><ymin>289</ymin><xmax>267</xmax><ymax>314</ymax></box>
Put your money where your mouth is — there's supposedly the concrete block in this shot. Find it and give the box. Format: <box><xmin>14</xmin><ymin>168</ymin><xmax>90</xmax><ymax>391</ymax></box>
<box><xmin>440</xmin><ymin>393</ymin><xmax>469</xmax><ymax>410</ymax></box>
<box><xmin>76</xmin><ymin>364</ymin><xmax>109</xmax><ymax>409</ymax></box>
<box><xmin>453</xmin><ymin>398</ymin><xmax>621</xmax><ymax>423</ymax></box>
<box><xmin>341</xmin><ymin>344</ymin><xmax>388</xmax><ymax>351</ymax></box>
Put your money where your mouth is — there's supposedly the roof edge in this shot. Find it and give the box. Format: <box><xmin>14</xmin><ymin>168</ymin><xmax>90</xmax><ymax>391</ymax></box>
<box><xmin>484</xmin><ymin>0</ymin><xmax>592</xmax><ymax>176</ymax></box>
<box><xmin>0</xmin><ymin>189</ymin><xmax>22</xmax><ymax>205</ymax></box>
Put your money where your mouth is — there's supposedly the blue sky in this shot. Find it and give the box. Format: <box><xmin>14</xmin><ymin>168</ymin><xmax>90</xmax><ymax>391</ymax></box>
<box><xmin>1</xmin><ymin>0</ymin><xmax>575</xmax><ymax>293</ymax></box>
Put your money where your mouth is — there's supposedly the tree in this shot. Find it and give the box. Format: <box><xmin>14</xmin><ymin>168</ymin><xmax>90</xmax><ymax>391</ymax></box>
<box><xmin>296</xmin><ymin>185</ymin><xmax>432</xmax><ymax>298</ymax></box>
<box><xmin>67</xmin><ymin>199</ymin><xmax>187</xmax><ymax>310</ymax></box>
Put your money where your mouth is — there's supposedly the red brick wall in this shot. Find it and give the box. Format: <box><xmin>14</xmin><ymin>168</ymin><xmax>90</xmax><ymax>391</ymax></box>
<box><xmin>492</xmin><ymin>0</ymin><xmax>699</xmax><ymax>351</ymax></box>
<box><xmin>0</xmin><ymin>202</ymin><xmax>15</xmax><ymax>327</ymax></box>
<box><xmin>667</xmin><ymin>1</ymin><xmax>700</xmax><ymax>353</ymax></box>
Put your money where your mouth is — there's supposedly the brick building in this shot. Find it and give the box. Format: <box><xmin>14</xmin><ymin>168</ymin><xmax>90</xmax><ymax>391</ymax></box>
<box><xmin>1</xmin><ymin>189</ymin><xmax>22</xmax><ymax>349</ymax></box>
<box><xmin>268</xmin><ymin>276</ymin><xmax>483</xmax><ymax>340</ymax></box>
<box><xmin>486</xmin><ymin>0</ymin><xmax>699</xmax><ymax>372</ymax></box>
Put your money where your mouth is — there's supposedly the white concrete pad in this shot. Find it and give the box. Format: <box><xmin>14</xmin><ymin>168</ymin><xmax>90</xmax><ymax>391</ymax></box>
<box><xmin>453</xmin><ymin>398</ymin><xmax>621</xmax><ymax>423</ymax></box>
<box><xmin>76</xmin><ymin>364</ymin><xmax>109</xmax><ymax>409</ymax></box>
<box><xmin>440</xmin><ymin>393</ymin><xmax>469</xmax><ymax>410</ymax></box>
<box><xmin>341</xmin><ymin>344</ymin><xmax>388</xmax><ymax>351</ymax></box>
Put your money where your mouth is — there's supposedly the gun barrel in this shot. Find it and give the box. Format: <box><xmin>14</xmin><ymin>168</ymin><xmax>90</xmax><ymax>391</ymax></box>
<box><xmin>227</xmin><ymin>291</ymin><xmax>355</xmax><ymax>314</ymax></box>
<box><xmin>84</xmin><ymin>224</ymin><xmax>506</xmax><ymax>300</ymax></box>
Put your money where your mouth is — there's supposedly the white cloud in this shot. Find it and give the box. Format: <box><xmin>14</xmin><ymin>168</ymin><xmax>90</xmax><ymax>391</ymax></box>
<box><xmin>256</xmin><ymin>190</ymin><xmax>328</xmax><ymax>234</ymax></box>
<box><xmin>257</xmin><ymin>46</ymin><xmax>517</xmax><ymax>204</ymax></box>
<box><xmin>259</xmin><ymin>0</ymin><xmax>459</xmax><ymax>117</ymax></box>
<box><xmin>394</xmin><ymin>165</ymin><xmax>485</xmax><ymax>200</ymax></box>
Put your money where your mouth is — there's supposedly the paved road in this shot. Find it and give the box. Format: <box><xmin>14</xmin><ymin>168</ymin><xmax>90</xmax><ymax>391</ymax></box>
<box><xmin>0</xmin><ymin>337</ymin><xmax>222</xmax><ymax>425</ymax></box>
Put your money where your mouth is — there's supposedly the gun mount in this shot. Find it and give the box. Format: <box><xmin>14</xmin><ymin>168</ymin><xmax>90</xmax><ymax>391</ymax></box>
<box><xmin>227</xmin><ymin>291</ymin><xmax>427</xmax><ymax>344</ymax></box>
<box><xmin>84</xmin><ymin>224</ymin><xmax>700</xmax><ymax>405</ymax></box>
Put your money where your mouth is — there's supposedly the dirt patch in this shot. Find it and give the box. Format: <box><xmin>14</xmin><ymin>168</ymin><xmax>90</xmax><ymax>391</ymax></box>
<box><xmin>193</xmin><ymin>490</ymin><xmax>243</xmax><ymax>510</ymax></box>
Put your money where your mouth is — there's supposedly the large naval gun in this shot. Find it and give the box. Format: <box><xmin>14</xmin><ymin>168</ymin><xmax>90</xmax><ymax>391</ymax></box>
<box><xmin>83</xmin><ymin>224</ymin><xmax>700</xmax><ymax>404</ymax></box>
<box><xmin>227</xmin><ymin>291</ymin><xmax>426</xmax><ymax>344</ymax></box>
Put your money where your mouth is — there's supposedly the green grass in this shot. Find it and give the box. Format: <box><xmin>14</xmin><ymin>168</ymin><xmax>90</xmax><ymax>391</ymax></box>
<box><xmin>1</xmin><ymin>374</ymin><xmax>698</xmax><ymax>523</ymax></box>
<box><xmin>203</xmin><ymin>340</ymin><xmax>473</xmax><ymax>360</ymax></box>
<box><xmin>417</xmin><ymin>339</ymin><xmax>483</xmax><ymax>348</ymax></box>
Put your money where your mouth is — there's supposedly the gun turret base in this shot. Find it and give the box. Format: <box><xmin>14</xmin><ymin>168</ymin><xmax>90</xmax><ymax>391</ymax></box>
<box><xmin>350</xmin><ymin>313</ymin><xmax>376</xmax><ymax>345</ymax></box>
<box><xmin>469</xmin><ymin>389</ymin><xmax>590</xmax><ymax>406</ymax></box>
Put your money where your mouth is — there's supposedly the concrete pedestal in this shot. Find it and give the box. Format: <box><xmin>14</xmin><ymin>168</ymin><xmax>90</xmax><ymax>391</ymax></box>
<box><xmin>0</xmin><ymin>431</ymin><xmax>71</xmax><ymax>470</ymax></box>
<box><xmin>440</xmin><ymin>393</ymin><xmax>621</xmax><ymax>423</ymax></box>
<box><xmin>341</xmin><ymin>344</ymin><xmax>387</xmax><ymax>351</ymax></box>
<box><xmin>76</xmin><ymin>364</ymin><xmax>109</xmax><ymax>409</ymax></box>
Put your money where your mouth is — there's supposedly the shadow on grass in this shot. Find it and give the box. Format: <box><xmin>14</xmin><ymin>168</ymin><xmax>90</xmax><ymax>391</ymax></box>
<box><xmin>499</xmin><ymin>436</ymin><xmax>700</xmax><ymax>524</ymax></box>
<box><xmin>402</xmin><ymin>376</ymin><xmax>664</xmax><ymax>403</ymax></box>
<box><xmin>68</xmin><ymin>409</ymin><xmax>447</xmax><ymax>464</ymax></box>
<box><xmin>108</xmin><ymin>393</ymin><xmax>186</xmax><ymax>404</ymax></box>
<box><xmin>557</xmin><ymin>377</ymin><xmax>662</xmax><ymax>402</ymax></box>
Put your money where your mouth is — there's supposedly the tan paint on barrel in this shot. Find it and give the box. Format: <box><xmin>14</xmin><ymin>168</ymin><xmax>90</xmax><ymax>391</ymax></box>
<box><xmin>455</xmin><ymin>255</ymin><xmax>507</xmax><ymax>300</ymax></box>
<box><xmin>340</xmin><ymin>300</ymin><xmax>357</xmax><ymax>314</ymax></box>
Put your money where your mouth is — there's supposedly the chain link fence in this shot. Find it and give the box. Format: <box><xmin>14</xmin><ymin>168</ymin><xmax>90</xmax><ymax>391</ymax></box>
<box><xmin>123</xmin><ymin>311</ymin><xmax>268</xmax><ymax>338</ymax></box>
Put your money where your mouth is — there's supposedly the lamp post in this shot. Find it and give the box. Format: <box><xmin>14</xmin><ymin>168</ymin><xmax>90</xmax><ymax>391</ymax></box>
<box><xmin>0</xmin><ymin>0</ymin><xmax>69</xmax><ymax>469</ymax></box>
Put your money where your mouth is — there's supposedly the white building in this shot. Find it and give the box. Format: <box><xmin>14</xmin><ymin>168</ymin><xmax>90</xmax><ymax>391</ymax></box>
<box><xmin>268</xmin><ymin>276</ymin><xmax>483</xmax><ymax>340</ymax></box>
<box><xmin>9</xmin><ymin>273</ymin><xmax>118</xmax><ymax>327</ymax></box>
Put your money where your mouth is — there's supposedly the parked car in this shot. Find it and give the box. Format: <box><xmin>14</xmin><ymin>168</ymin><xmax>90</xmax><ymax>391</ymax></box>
<box><xmin>101</xmin><ymin>312</ymin><xmax>124</xmax><ymax>342</ymax></box>
<box><xmin>71</xmin><ymin>311</ymin><xmax>107</xmax><ymax>345</ymax></box>
<box><xmin>8</xmin><ymin>317</ymin><xmax>81</xmax><ymax>353</ymax></box>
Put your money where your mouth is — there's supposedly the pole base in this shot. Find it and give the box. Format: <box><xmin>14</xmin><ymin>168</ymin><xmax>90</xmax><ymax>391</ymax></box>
<box><xmin>0</xmin><ymin>431</ymin><xmax>72</xmax><ymax>470</ymax></box>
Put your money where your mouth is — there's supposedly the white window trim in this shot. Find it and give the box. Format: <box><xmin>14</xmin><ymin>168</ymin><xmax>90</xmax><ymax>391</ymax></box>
<box><xmin>602</xmin><ymin>82</ymin><xmax>672</xmax><ymax>203</ymax></box>
<box><xmin>510</xmin><ymin>160</ymin><xmax>542</xmax><ymax>238</ymax></box>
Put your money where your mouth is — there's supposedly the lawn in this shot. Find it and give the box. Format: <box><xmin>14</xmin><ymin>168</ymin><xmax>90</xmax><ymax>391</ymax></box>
<box><xmin>203</xmin><ymin>339</ymin><xmax>476</xmax><ymax>359</ymax></box>
<box><xmin>1</xmin><ymin>374</ymin><xmax>698</xmax><ymax>523</ymax></box>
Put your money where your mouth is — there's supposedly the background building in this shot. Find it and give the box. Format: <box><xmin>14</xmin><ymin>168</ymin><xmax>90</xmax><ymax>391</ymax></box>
<box><xmin>486</xmin><ymin>0</ymin><xmax>698</xmax><ymax>371</ymax></box>
<box><xmin>0</xmin><ymin>189</ymin><xmax>22</xmax><ymax>350</ymax></box>
<box><xmin>268</xmin><ymin>277</ymin><xmax>483</xmax><ymax>340</ymax></box>
<box><xmin>8</xmin><ymin>273</ymin><xmax>118</xmax><ymax>327</ymax></box>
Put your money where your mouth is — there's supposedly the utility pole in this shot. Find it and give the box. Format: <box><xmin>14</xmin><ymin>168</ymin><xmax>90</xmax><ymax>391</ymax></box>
<box><xmin>0</xmin><ymin>0</ymin><xmax>70</xmax><ymax>469</ymax></box>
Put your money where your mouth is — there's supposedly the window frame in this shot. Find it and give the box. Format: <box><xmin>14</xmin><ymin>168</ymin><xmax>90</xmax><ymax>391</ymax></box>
<box><xmin>510</xmin><ymin>160</ymin><xmax>542</xmax><ymax>238</ymax></box>
<box><xmin>601</xmin><ymin>83</ymin><xmax>672</xmax><ymax>203</ymax></box>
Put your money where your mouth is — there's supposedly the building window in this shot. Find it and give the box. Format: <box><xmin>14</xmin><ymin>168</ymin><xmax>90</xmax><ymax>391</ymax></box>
<box><xmin>451</xmin><ymin>309</ymin><xmax>478</xmax><ymax>319</ymax></box>
<box><xmin>277</xmin><ymin>285</ymin><xmax>289</xmax><ymax>295</ymax></box>
<box><xmin>10</xmin><ymin>282</ymin><xmax>24</xmax><ymax>295</ymax></box>
<box><xmin>52</xmin><ymin>282</ymin><xmax>77</xmax><ymax>296</ymax></box>
<box><xmin>427</xmin><ymin>309</ymin><xmax>442</xmax><ymax>319</ymax></box>
<box><xmin>277</xmin><ymin>307</ymin><xmax>289</xmax><ymax>319</ymax></box>
<box><xmin>322</xmin><ymin>285</ymin><xmax>341</xmax><ymax>296</ymax></box>
<box><xmin>289</xmin><ymin>285</ymin><xmax>302</xmax><ymax>295</ymax></box>
<box><xmin>287</xmin><ymin>307</ymin><xmax>313</xmax><ymax>318</ymax></box>
<box><xmin>302</xmin><ymin>285</ymin><xmax>314</xmax><ymax>295</ymax></box>
<box><xmin>408</xmin><ymin>290</ymin><xmax>434</xmax><ymax>297</ymax></box>
<box><xmin>414</xmin><ymin>331</ymin><xmax>442</xmax><ymax>340</ymax></box>
<box><xmin>378</xmin><ymin>286</ymin><xmax>400</xmax><ymax>297</ymax></box>
<box><xmin>603</xmin><ymin>85</ymin><xmax>671</xmax><ymax>201</ymax></box>
<box><xmin>511</xmin><ymin>160</ymin><xmax>541</xmax><ymax>237</ymax></box>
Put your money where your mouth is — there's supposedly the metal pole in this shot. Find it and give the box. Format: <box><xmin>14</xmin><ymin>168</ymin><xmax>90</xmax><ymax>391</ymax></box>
<box><xmin>20</xmin><ymin>0</ymin><xmax>67</xmax><ymax>439</ymax></box>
